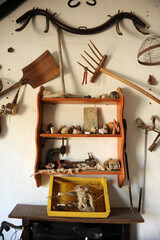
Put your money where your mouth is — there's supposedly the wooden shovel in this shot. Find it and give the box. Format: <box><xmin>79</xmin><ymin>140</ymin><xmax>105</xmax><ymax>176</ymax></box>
<box><xmin>0</xmin><ymin>50</ymin><xmax>60</xmax><ymax>98</ymax></box>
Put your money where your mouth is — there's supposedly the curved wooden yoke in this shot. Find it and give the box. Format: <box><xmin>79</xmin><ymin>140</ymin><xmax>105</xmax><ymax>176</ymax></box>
<box><xmin>15</xmin><ymin>8</ymin><xmax>149</xmax><ymax>35</ymax></box>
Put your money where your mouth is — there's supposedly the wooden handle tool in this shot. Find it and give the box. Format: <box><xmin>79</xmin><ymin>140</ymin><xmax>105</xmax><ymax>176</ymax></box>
<box><xmin>78</xmin><ymin>40</ymin><xmax>160</xmax><ymax>104</ymax></box>
<box><xmin>148</xmin><ymin>133</ymin><xmax>160</xmax><ymax>152</ymax></box>
<box><xmin>100</xmin><ymin>68</ymin><xmax>160</xmax><ymax>104</ymax></box>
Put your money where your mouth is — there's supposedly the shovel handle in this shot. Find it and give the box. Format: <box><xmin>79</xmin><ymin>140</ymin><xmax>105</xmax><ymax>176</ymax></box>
<box><xmin>0</xmin><ymin>78</ymin><xmax>27</xmax><ymax>98</ymax></box>
<box><xmin>0</xmin><ymin>81</ymin><xmax>21</xmax><ymax>98</ymax></box>
<box><xmin>100</xmin><ymin>68</ymin><xmax>160</xmax><ymax>104</ymax></box>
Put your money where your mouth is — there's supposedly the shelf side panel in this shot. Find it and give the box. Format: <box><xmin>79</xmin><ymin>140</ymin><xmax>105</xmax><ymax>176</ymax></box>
<box><xmin>116</xmin><ymin>88</ymin><xmax>125</xmax><ymax>187</ymax></box>
<box><xmin>35</xmin><ymin>86</ymin><xmax>44</xmax><ymax>187</ymax></box>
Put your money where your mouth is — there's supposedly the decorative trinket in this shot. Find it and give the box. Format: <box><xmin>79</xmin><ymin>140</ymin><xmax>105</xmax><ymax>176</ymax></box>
<box><xmin>104</xmin><ymin>158</ymin><xmax>121</xmax><ymax>170</ymax></box>
<box><xmin>91</xmin><ymin>126</ymin><xmax>98</xmax><ymax>134</ymax></box>
<box><xmin>43</xmin><ymin>89</ymin><xmax>55</xmax><ymax>96</ymax></box>
<box><xmin>61</xmin><ymin>127</ymin><xmax>69</xmax><ymax>134</ymax></box>
<box><xmin>50</xmin><ymin>126</ymin><xmax>58</xmax><ymax>134</ymax></box>
<box><xmin>107</xmin><ymin>122</ymin><xmax>114</xmax><ymax>134</ymax></box>
<box><xmin>113</xmin><ymin>119</ymin><xmax>120</xmax><ymax>133</ymax></box>
<box><xmin>99</xmin><ymin>94</ymin><xmax>108</xmax><ymax>99</ymax></box>
<box><xmin>73</xmin><ymin>128</ymin><xmax>83</xmax><ymax>134</ymax></box>
<box><xmin>109</xmin><ymin>91</ymin><xmax>119</xmax><ymax>99</ymax></box>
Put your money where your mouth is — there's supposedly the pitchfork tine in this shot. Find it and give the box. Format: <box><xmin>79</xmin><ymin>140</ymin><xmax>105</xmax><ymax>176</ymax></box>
<box><xmin>90</xmin><ymin>40</ymin><xmax>103</xmax><ymax>57</ymax></box>
<box><xmin>77</xmin><ymin>61</ymin><xmax>94</xmax><ymax>74</ymax></box>
<box><xmin>88</xmin><ymin>43</ymin><xmax>101</xmax><ymax>61</ymax></box>
<box><xmin>81</xmin><ymin>54</ymin><xmax>96</xmax><ymax>70</ymax></box>
<box><xmin>84</xmin><ymin>50</ymin><xmax>99</xmax><ymax>65</ymax></box>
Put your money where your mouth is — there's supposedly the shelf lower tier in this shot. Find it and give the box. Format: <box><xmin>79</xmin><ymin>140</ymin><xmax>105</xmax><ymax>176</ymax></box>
<box><xmin>37</xmin><ymin>169</ymin><xmax>123</xmax><ymax>175</ymax></box>
<box><xmin>40</xmin><ymin>133</ymin><xmax>122</xmax><ymax>138</ymax></box>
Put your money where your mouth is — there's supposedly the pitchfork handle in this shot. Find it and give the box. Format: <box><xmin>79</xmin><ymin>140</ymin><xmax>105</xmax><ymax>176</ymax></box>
<box><xmin>100</xmin><ymin>68</ymin><xmax>160</xmax><ymax>104</ymax></box>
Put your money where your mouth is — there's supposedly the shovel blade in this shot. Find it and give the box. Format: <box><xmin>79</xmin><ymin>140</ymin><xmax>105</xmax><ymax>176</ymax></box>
<box><xmin>22</xmin><ymin>50</ymin><xmax>60</xmax><ymax>88</ymax></box>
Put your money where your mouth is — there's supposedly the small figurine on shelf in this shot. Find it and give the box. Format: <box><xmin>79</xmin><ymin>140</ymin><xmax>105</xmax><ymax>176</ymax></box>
<box><xmin>104</xmin><ymin>158</ymin><xmax>121</xmax><ymax>170</ymax></box>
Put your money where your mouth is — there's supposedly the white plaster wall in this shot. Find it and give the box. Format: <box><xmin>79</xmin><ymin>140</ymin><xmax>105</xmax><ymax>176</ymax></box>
<box><xmin>0</xmin><ymin>0</ymin><xmax>160</xmax><ymax>239</ymax></box>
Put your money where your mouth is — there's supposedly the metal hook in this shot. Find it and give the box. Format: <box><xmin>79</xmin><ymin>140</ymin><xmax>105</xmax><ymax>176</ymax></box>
<box><xmin>68</xmin><ymin>0</ymin><xmax>81</xmax><ymax>8</ymax></box>
<box><xmin>86</xmin><ymin>0</ymin><xmax>96</xmax><ymax>6</ymax></box>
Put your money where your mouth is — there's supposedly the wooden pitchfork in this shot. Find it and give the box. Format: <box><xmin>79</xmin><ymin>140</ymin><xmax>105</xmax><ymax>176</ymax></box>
<box><xmin>78</xmin><ymin>40</ymin><xmax>160</xmax><ymax>104</ymax></box>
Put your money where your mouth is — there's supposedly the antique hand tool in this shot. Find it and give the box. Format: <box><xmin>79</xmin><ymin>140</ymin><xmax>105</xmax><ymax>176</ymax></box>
<box><xmin>0</xmin><ymin>50</ymin><xmax>60</xmax><ymax>98</ymax></box>
<box><xmin>148</xmin><ymin>133</ymin><xmax>160</xmax><ymax>152</ymax></box>
<box><xmin>46</xmin><ymin>150</ymin><xmax>96</xmax><ymax>169</ymax></box>
<box><xmin>15</xmin><ymin>8</ymin><xmax>149</xmax><ymax>35</ymax></box>
<box><xmin>136</xmin><ymin>117</ymin><xmax>160</xmax><ymax>152</ymax></box>
<box><xmin>138</xmin><ymin>128</ymin><xmax>148</xmax><ymax>213</ymax></box>
<box><xmin>0</xmin><ymin>85</ymin><xmax>21</xmax><ymax>116</ymax></box>
<box><xmin>123</xmin><ymin>119</ymin><xmax>133</xmax><ymax>211</ymax></box>
<box><xmin>78</xmin><ymin>40</ymin><xmax>160</xmax><ymax>104</ymax></box>
<box><xmin>46</xmin><ymin>138</ymin><xmax>66</xmax><ymax>165</ymax></box>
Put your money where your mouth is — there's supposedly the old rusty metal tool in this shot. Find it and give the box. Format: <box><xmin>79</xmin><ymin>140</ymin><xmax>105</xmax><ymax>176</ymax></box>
<box><xmin>138</xmin><ymin>129</ymin><xmax>148</xmax><ymax>213</ymax></box>
<box><xmin>0</xmin><ymin>50</ymin><xmax>60</xmax><ymax>98</ymax></box>
<box><xmin>136</xmin><ymin>117</ymin><xmax>160</xmax><ymax>152</ymax></box>
<box><xmin>0</xmin><ymin>85</ymin><xmax>21</xmax><ymax>116</ymax></box>
<box><xmin>15</xmin><ymin>8</ymin><xmax>149</xmax><ymax>35</ymax></box>
<box><xmin>123</xmin><ymin>119</ymin><xmax>133</xmax><ymax>211</ymax></box>
<box><xmin>148</xmin><ymin>133</ymin><xmax>160</xmax><ymax>152</ymax></box>
<box><xmin>78</xmin><ymin>41</ymin><xmax>160</xmax><ymax>104</ymax></box>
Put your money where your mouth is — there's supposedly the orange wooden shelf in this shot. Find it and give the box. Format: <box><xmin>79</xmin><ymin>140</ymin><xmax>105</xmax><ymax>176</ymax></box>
<box><xmin>41</xmin><ymin>97</ymin><xmax>121</xmax><ymax>105</ymax></box>
<box><xmin>35</xmin><ymin>86</ymin><xmax>125</xmax><ymax>188</ymax></box>
<box><xmin>38</xmin><ymin>169</ymin><xmax>123</xmax><ymax>175</ymax></box>
<box><xmin>40</xmin><ymin>133</ymin><xmax>122</xmax><ymax>138</ymax></box>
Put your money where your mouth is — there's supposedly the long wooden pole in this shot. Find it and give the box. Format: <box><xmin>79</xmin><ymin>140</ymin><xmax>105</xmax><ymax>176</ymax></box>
<box><xmin>100</xmin><ymin>68</ymin><xmax>160</xmax><ymax>104</ymax></box>
<box><xmin>57</xmin><ymin>28</ymin><xmax>66</xmax><ymax>93</ymax></box>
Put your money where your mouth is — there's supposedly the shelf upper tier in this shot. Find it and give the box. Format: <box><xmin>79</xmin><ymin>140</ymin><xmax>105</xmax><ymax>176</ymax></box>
<box><xmin>41</xmin><ymin>97</ymin><xmax>121</xmax><ymax>105</ymax></box>
<box><xmin>40</xmin><ymin>133</ymin><xmax>121</xmax><ymax>138</ymax></box>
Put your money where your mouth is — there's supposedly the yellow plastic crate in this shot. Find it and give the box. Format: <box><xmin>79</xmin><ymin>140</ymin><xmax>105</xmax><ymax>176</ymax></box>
<box><xmin>47</xmin><ymin>176</ymin><xmax>110</xmax><ymax>218</ymax></box>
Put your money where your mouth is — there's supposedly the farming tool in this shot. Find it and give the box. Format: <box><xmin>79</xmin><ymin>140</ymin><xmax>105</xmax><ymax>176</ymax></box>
<box><xmin>78</xmin><ymin>40</ymin><xmax>160</xmax><ymax>104</ymax></box>
<box><xmin>138</xmin><ymin>128</ymin><xmax>148</xmax><ymax>213</ymax></box>
<box><xmin>123</xmin><ymin>119</ymin><xmax>133</xmax><ymax>211</ymax></box>
<box><xmin>136</xmin><ymin>116</ymin><xmax>160</xmax><ymax>152</ymax></box>
<box><xmin>0</xmin><ymin>50</ymin><xmax>60</xmax><ymax>98</ymax></box>
<box><xmin>148</xmin><ymin>133</ymin><xmax>160</xmax><ymax>152</ymax></box>
<box><xmin>15</xmin><ymin>8</ymin><xmax>149</xmax><ymax>35</ymax></box>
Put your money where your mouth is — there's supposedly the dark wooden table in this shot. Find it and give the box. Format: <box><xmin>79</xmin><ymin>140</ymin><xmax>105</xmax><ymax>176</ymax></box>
<box><xmin>9</xmin><ymin>204</ymin><xmax>144</xmax><ymax>240</ymax></box>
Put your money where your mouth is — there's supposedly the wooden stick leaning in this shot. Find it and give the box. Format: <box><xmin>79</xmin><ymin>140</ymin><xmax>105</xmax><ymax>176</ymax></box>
<box><xmin>49</xmin><ymin>28</ymin><xmax>82</xmax><ymax>98</ymax></box>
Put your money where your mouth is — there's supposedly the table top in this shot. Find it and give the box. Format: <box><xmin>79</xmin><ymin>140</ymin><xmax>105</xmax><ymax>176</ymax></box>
<box><xmin>9</xmin><ymin>204</ymin><xmax>144</xmax><ymax>224</ymax></box>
